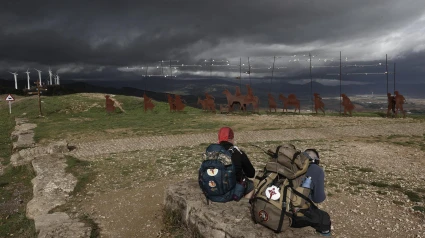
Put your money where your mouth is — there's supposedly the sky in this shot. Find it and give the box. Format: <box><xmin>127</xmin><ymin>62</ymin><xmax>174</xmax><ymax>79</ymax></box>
<box><xmin>1</xmin><ymin>0</ymin><xmax>425</xmax><ymax>87</ymax></box>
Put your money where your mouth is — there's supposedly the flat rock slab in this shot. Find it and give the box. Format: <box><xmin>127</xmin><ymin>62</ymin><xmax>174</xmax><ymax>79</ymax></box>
<box><xmin>35</xmin><ymin>212</ymin><xmax>91</xmax><ymax>238</ymax></box>
<box><xmin>27</xmin><ymin>154</ymin><xmax>77</xmax><ymax>219</ymax></box>
<box><xmin>11</xmin><ymin>118</ymin><xmax>37</xmax><ymax>151</ymax></box>
<box><xmin>164</xmin><ymin>180</ymin><xmax>318</xmax><ymax>238</ymax></box>
<box><xmin>26</xmin><ymin>154</ymin><xmax>91</xmax><ymax>237</ymax></box>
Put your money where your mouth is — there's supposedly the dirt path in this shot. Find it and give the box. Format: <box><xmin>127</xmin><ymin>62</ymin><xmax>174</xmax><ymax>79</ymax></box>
<box><xmin>68</xmin><ymin>122</ymin><xmax>425</xmax><ymax>159</ymax></box>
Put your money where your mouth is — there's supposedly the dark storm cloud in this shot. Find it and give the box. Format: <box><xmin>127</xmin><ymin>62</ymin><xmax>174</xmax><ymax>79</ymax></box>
<box><xmin>1</xmin><ymin>0</ymin><xmax>425</xmax><ymax>83</ymax></box>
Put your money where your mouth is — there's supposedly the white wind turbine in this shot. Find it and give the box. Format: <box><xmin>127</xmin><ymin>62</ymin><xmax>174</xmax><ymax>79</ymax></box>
<box><xmin>24</xmin><ymin>69</ymin><xmax>31</xmax><ymax>89</ymax></box>
<box><xmin>35</xmin><ymin>69</ymin><xmax>42</xmax><ymax>86</ymax></box>
<box><xmin>56</xmin><ymin>72</ymin><xmax>60</xmax><ymax>85</ymax></box>
<box><xmin>8</xmin><ymin>72</ymin><xmax>18</xmax><ymax>89</ymax></box>
<box><xmin>48</xmin><ymin>67</ymin><xmax>53</xmax><ymax>85</ymax></box>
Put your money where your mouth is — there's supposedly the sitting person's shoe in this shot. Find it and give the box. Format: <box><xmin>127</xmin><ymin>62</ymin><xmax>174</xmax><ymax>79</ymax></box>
<box><xmin>317</xmin><ymin>231</ymin><xmax>331</xmax><ymax>236</ymax></box>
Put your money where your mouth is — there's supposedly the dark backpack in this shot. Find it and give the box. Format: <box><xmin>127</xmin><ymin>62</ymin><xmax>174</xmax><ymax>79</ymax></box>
<box><xmin>250</xmin><ymin>144</ymin><xmax>317</xmax><ymax>233</ymax></box>
<box><xmin>198</xmin><ymin>144</ymin><xmax>245</xmax><ymax>203</ymax></box>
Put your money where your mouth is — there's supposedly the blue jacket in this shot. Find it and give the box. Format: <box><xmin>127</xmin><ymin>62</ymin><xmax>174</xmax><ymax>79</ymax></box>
<box><xmin>305</xmin><ymin>163</ymin><xmax>326</xmax><ymax>203</ymax></box>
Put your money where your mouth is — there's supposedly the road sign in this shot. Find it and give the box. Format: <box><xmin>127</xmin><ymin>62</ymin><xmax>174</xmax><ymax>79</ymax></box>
<box><xmin>5</xmin><ymin>94</ymin><xmax>15</xmax><ymax>101</ymax></box>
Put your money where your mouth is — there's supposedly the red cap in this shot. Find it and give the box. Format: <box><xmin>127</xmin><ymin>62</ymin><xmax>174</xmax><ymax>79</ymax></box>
<box><xmin>218</xmin><ymin>127</ymin><xmax>234</xmax><ymax>142</ymax></box>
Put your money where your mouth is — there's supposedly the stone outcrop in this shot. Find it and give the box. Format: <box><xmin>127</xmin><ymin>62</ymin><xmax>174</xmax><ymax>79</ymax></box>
<box><xmin>164</xmin><ymin>180</ymin><xmax>317</xmax><ymax>238</ymax></box>
<box><xmin>8</xmin><ymin>118</ymin><xmax>90</xmax><ymax>237</ymax></box>
<box><xmin>11</xmin><ymin>118</ymin><xmax>36</xmax><ymax>152</ymax></box>
<box><xmin>27</xmin><ymin>154</ymin><xmax>91</xmax><ymax>237</ymax></box>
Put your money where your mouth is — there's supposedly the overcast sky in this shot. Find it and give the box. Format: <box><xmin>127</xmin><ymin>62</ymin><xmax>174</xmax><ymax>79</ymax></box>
<box><xmin>1</xmin><ymin>0</ymin><xmax>425</xmax><ymax>86</ymax></box>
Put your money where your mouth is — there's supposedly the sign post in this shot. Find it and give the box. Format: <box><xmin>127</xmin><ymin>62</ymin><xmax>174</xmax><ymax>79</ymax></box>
<box><xmin>5</xmin><ymin>94</ymin><xmax>15</xmax><ymax>114</ymax></box>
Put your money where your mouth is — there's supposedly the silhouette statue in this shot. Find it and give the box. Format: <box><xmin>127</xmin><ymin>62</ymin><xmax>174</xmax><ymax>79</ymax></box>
<box><xmin>167</xmin><ymin>94</ymin><xmax>176</xmax><ymax>112</ymax></box>
<box><xmin>341</xmin><ymin>94</ymin><xmax>355</xmax><ymax>116</ymax></box>
<box><xmin>174</xmin><ymin>95</ymin><xmax>186</xmax><ymax>111</ymax></box>
<box><xmin>105</xmin><ymin>95</ymin><xmax>115</xmax><ymax>113</ymax></box>
<box><xmin>386</xmin><ymin>93</ymin><xmax>396</xmax><ymax>117</ymax></box>
<box><xmin>197</xmin><ymin>97</ymin><xmax>207</xmax><ymax>111</ymax></box>
<box><xmin>314</xmin><ymin>93</ymin><xmax>325</xmax><ymax>114</ymax></box>
<box><xmin>223</xmin><ymin>88</ymin><xmax>246</xmax><ymax>112</ymax></box>
<box><xmin>204</xmin><ymin>93</ymin><xmax>216</xmax><ymax>112</ymax></box>
<box><xmin>235</xmin><ymin>86</ymin><xmax>242</xmax><ymax>96</ymax></box>
<box><xmin>268</xmin><ymin>93</ymin><xmax>277</xmax><ymax>112</ymax></box>
<box><xmin>244</xmin><ymin>85</ymin><xmax>260</xmax><ymax>113</ymax></box>
<box><xmin>279</xmin><ymin>93</ymin><xmax>300</xmax><ymax>113</ymax></box>
<box><xmin>143</xmin><ymin>93</ymin><xmax>155</xmax><ymax>112</ymax></box>
<box><xmin>394</xmin><ymin>91</ymin><xmax>406</xmax><ymax>118</ymax></box>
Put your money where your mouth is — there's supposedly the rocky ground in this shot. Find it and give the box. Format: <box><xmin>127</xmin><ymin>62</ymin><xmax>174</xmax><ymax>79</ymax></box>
<box><xmin>8</xmin><ymin>113</ymin><xmax>425</xmax><ymax>237</ymax></box>
<box><xmin>53</xmin><ymin>115</ymin><xmax>424</xmax><ymax>238</ymax></box>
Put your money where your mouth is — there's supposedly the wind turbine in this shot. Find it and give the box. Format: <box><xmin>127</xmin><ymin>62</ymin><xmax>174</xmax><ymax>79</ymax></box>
<box><xmin>8</xmin><ymin>72</ymin><xmax>18</xmax><ymax>89</ymax></box>
<box><xmin>35</xmin><ymin>69</ymin><xmax>42</xmax><ymax>86</ymax></box>
<box><xmin>24</xmin><ymin>69</ymin><xmax>31</xmax><ymax>89</ymax></box>
<box><xmin>56</xmin><ymin>72</ymin><xmax>60</xmax><ymax>85</ymax></box>
<box><xmin>48</xmin><ymin>67</ymin><xmax>53</xmax><ymax>85</ymax></box>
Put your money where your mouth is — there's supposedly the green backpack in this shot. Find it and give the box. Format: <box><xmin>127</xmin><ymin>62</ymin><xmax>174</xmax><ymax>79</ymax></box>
<box><xmin>250</xmin><ymin>144</ymin><xmax>317</xmax><ymax>233</ymax></box>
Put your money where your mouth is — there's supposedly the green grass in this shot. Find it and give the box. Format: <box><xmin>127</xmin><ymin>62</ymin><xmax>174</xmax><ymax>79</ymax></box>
<box><xmin>358</xmin><ymin>167</ymin><xmax>375</xmax><ymax>173</ymax></box>
<box><xmin>4</xmin><ymin>94</ymin><xmax>238</xmax><ymax>143</ymax></box>
<box><xmin>0</xmin><ymin>165</ymin><xmax>37</xmax><ymax>237</ymax></box>
<box><xmin>0</xmin><ymin>114</ymin><xmax>15</xmax><ymax>165</ymax></box>
<box><xmin>404</xmin><ymin>191</ymin><xmax>422</xmax><ymax>202</ymax></box>
<box><xmin>412</xmin><ymin>206</ymin><xmax>425</xmax><ymax>213</ymax></box>
<box><xmin>370</xmin><ymin>181</ymin><xmax>390</xmax><ymax>188</ymax></box>
<box><xmin>65</xmin><ymin>156</ymin><xmax>96</xmax><ymax>195</ymax></box>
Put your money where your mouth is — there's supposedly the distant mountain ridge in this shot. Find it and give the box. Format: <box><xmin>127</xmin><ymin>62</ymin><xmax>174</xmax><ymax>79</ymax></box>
<box><xmin>1</xmin><ymin>77</ymin><xmax>424</xmax><ymax>102</ymax></box>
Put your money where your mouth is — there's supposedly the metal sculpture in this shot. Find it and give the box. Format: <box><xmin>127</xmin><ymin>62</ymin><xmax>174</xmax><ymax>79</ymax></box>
<box><xmin>314</xmin><ymin>93</ymin><xmax>325</xmax><ymax>114</ymax></box>
<box><xmin>341</xmin><ymin>94</ymin><xmax>355</xmax><ymax>116</ymax></box>
<box><xmin>394</xmin><ymin>91</ymin><xmax>406</xmax><ymax>118</ymax></box>
<box><xmin>235</xmin><ymin>86</ymin><xmax>242</xmax><ymax>96</ymax></box>
<box><xmin>143</xmin><ymin>93</ymin><xmax>155</xmax><ymax>112</ymax></box>
<box><xmin>223</xmin><ymin>88</ymin><xmax>246</xmax><ymax>111</ymax></box>
<box><xmin>167</xmin><ymin>94</ymin><xmax>176</xmax><ymax>111</ymax></box>
<box><xmin>268</xmin><ymin>93</ymin><xmax>277</xmax><ymax>112</ymax></box>
<box><xmin>386</xmin><ymin>93</ymin><xmax>396</xmax><ymax>117</ymax></box>
<box><xmin>245</xmin><ymin>85</ymin><xmax>260</xmax><ymax>113</ymax></box>
<box><xmin>105</xmin><ymin>95</ymin><xmax>115</xmax><ymax>113</ymax></box>
<box><xmin>204</xmin><ymin>93</ymin><xmax>216</xmax><ymax>112</ymax></box>
<box><xmin>197</xmin><ymin>97</ymin><xmax>208</xmax><ymax>111</ymax></box>
<box><xmin>279</xmin><ymin>93</ymin><xmax>300</xmax><ymax>113</ymax></box>
<box><xmin>174</xmin><ymin>95</ymin><xmax>185</xmax><ymax>111</ymax></box>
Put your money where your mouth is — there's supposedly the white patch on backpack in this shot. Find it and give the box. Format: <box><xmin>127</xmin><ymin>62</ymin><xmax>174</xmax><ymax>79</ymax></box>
<box><xmin>207</xmin><ymin>168</ymin><xmax>219</xmax><ymax>176</ymax></box>
<box><xmin>265</xmin><ymin>185</ymin><xmax>281</xmax><ymax>200</ymax></box>
<box><xmin>208</xmin><ymin>181</ymin><xmax>216</xmax><ymax>188</ymax></box>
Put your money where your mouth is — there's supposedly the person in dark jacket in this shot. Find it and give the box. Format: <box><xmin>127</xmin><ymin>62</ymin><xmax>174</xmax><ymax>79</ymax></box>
<box><xmin>218</xmin><ymin>127</ymin><xmax>255</xmax><ymax>198</ymax></box>
<box><xmin>291</xmin><ymin>149</ymin><xmax>332</xmax><ymax>236</ymax></box>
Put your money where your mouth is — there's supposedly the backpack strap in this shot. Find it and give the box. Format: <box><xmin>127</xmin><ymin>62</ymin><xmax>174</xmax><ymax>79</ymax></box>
<box><xmin>290</xmin><ymin>186</ymin><xmax>318</xmax><ymax>209</ymax></box>
<box><xmin>276</xmin><ymin>184</ymin><xmax>290</xmax><ymax>233</ymax></box>
<box><xmin>229</xmin><ymin>145</ymin><xmax>242</xmax><ymax>154</ymax></box>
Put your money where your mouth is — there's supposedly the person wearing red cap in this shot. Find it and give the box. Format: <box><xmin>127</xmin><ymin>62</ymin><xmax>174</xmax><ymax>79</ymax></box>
<box><xmin>218</xmin><ymin>127</ymin><xmax>256</xmax><ymax>198</ymax></box>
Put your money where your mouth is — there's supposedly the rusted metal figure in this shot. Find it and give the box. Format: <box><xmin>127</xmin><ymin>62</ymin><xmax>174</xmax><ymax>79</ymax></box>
<box><xmin>394</xmin><ymin>91</ymin><xmax>406</xmax><ymax>118</ymax></box>
<box><xmin>174</xmin><ymin>95</ymin><xmax>185</xmax><ymax>111</ymax></box>
<box><xmin>197</xmin><ymin>97</ymin><xmax>207</xmax><ymax>111</ymax></box>
<box><xmin>198</xmin><ymin>95</ymin><xmax>216</xmax><ymax>112</ymax></box>
<box><xmin>279</xmin><ymin>93</ymin><xmax>300</xmax><ymax>113</ymax></box>
<box><xmin>105</xmin><ymin>95</ymin><xmax>115</xmax><ymax>113</ymax></box>
<box><xmin>268</xmin><ymin>93</ymin><xmax>277</xmax><ymax>112</ymax></box>
<box><xmin>167</xmin><ymin>94</ymin><xmax>176</xmax><ymax>112</ymax></box>
<box><xmin>341</xmin><ymin>94</ymin><xmax>355</xmax><ymax>116</ymax></box>
<box><xmin>244</xmin><ymin>85</ymin><xmax>260</xmax><ymax>113</ymax></box>
<box><xmin>314</xmin><ymin>93</ymin><xmax>325</xmax><ymax>114</ymax></box>
<box><xmin>143</xmin><ymin>92</ymin><xmax>155</xmax><ymax>112</ymax></box>
<box><xmin>387</xmin><ymin>93</ymin><xmax>396</xmax><ymax>117</ymax></box>
<box><xmin>223</xmin><ymin>88</ymin><xmax>246</xmax><ymax>112</ymax></box>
